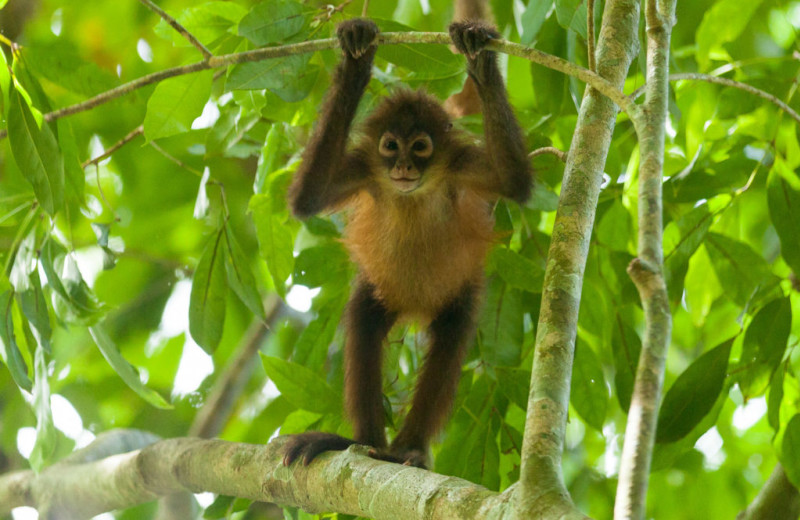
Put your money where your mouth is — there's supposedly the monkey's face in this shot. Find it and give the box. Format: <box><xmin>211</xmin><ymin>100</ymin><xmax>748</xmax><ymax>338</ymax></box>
<box><xmin>378</xmin><ymin>131</ymin><xmax>433</xmax><ymax>193</ymax></box>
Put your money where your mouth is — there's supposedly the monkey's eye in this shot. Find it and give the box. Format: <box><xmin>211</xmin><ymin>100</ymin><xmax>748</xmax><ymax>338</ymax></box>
<box><xmin>411</xmin><ymin>135</ymin><xmax>433</xmax><ymax>158</ymax></box>
<box><xmin>379</xmin><ymin>134</ymin><xmax>399</xmax><ymax>157</ymax></box>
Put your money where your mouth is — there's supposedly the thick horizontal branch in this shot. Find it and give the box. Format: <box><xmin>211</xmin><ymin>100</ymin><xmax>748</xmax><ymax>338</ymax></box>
<box><xmin>0</xmin><ymin>32</ymin><xmax>631</xmax><ymax>140</ymax></box>
<box><xmin>0</xmin><ymin>433</ymin><xmax>509</xmax><ymax>520</ymax></box>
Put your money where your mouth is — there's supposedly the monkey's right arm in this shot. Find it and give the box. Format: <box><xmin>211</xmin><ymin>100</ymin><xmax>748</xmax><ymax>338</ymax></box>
<box><xmin>288</xmin><ymin>20</ymin><xmax>379</xmax><ymax>218</ymax></box>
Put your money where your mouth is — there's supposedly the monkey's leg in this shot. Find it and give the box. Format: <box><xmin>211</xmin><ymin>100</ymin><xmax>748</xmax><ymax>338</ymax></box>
<box><xmin>283</xmin><ymin>280</ymin><xmax>396</xmax><ymax>466</ymax></box>
<box><xmin>344</xmin><ymin>280</ymin><xmax>397</xmax><ymax>447</ymax></box>
<box><xmin>376</xmin><ymin>284</ymin><xmax>479</xmax><ymax>467</ymax></box>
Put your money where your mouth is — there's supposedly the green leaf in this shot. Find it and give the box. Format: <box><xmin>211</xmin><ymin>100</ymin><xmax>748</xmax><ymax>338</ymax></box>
<box><xmin>143</xmin><ymin>70</ymin><xmax>214</xmax><ymax>142</ymax></box>
<box><xmin>292</xmin><ymin>244</ymin><xmax>350</xmax><ymax>288</ymax></box>
<box><xmin>767</xmin><ymin>156</ymin><xmax>800</xmax><ymax>274</ymax></box>
<box><xmin>254</xmin><ymin>124</ymin><xmax>284</xmax><ymax>194</ymax></box>
<box><xmin>663</xmin><ymin>203</ymin><xmax>714</xmax><ymax>302</ymax></box>
<box><xmin>780</xmin><ymin>414</ymin><xmax>800</xmax><ymax>489</ymax></box>
<box><xmin>596</xmin><ymin>200</ymin><xmax>633</xmax><ymax>252</ymax></box>
<box><xmin>7</xmin><ymin>87</ymin><xmax>65</xmax><ymax>216</ymax></box>
<box><xmin>21</xmin><ymin>43</ymin><xmax>118</xmax><ymax>97</ymax></box>
<box><xmin>0</xmin><ymin>289</ymin><xmax>32</xmax><ymax>391</ymax></box>
<box><xmin>490</xmin><ymin>247</ymin><xmax>544</xmax><ymax>293</ymax></box>
<box><xmin>89</xmin><ymin>324</ymin><xmax>172</xmax><ymax>409</ymax></box>
<box><xmin>738</xmin><ymin>298</ymin><xmax>792</xmax><ymax>399</ymax></box>
<box><xmin>189</xmin><ymin>229</ymin><xmax>228</xmax><ymax>353</ymax></box>
<box><xmin>612</xmin><ymin>318</ymin><xmax>641</xmax><ymax>412</ymax></box>
<box><xmin>238</xmin><ymin>0</ymin><xmax>305</xmax><ymax>45</ymax></box>
<box><xmin>292</xmin><ymin>290</ymin><xmax>347</xmax><ymax>367</ymax></box>
<box><xmin>373</xmin><ymin>19</ymin><xmax>463</xmax><ymax>80</ymax></box>
<box><xmin>705</xmin><ymin>233</ymin><xmax>774</xmax><ymax>306</ymax></box>
<box><xmin>570</xmin><ymin>339</ymin><xmax>607</xmax><ymax>431</ymax></box>
<box><xmin>555</xmin><ymin>0</ymin><xmax>588</xmax><ymax>39</ymax></box>
<box><xmin>657</xmin><ymin>338</ymin><xmax>733</xmax><ymax>443</ymax></box>
<box><xmin>260</xmin><ymin>355</ymin><xmax>340</xmax><ymax>414</ymax></box>
<box><xmin>478</xmin><ymin>278</ymin><xmax>523</xmax><ymax>367</ymax></box>
<box><xmin>18</xmin><ymin>269</ymin><xmax>52</xmax><ymax>353</ymax></box>
<box><xmin>249</xmin><ymin>193</ymin><xmax>294</xmax><ymax>298</ymax></box>
<box><xmin>227</xmin><ymin>54</ymin><xmax>319</xmax><ymax>102</ymax></box>
<box><xmin>153</xmin><ymin>2</ymin><xmax>248</xmax><ymax>48</ymax></box>
<box><xmin>521</xmin><ymin>0</ymin><xmax>554</xmax><ymax>45</ymax></box>
<box><xmin>495</xmin><ymin>367</ymin><xmax>531</xmax><ymax>410</ymax></box>
<box><xmin>29</xmin><ymin>347</ymin><xmax>55</xmax><ymax>472</ymax></box>
<box><xmin>768</xmin><ymin>363</ymin><xmax>785</xmax><ymax>430</ymax></box>
<box><xmin>696</xmin><ymin>0</ymin><xmax>764</xmax><ymax>69</ymax></box>
<box><xmin>224</xmin><ymin>222</ymin><xmax>265</xmax><ymax>319</ymax></box>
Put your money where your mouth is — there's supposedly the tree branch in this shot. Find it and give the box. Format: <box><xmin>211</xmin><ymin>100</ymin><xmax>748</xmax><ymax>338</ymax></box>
<box><xmin>529</xmin><ymin>146</ymin><xmax>568</xmax><ymax>162</ymax></box>
<box><xmin>513</xmin><ymin>0</ymin><xmax>639</xmax><ymax>518</ymax></box>
<box><xmin>81</xmin><ymin>125</ymin><xmax>144</xmax><ymax>168</ymax></box>
<box><xmin>0</xmin><ymin>32</ymin><xmax>633</xmax><ymax>141</ymax></box>
<box><xmin>0</xmin><ymin>435</ymin><xmax>512</xmax><ymax>520</ymax></box>
<box><xmin>137</xmin><ymin>0</ymin><xmax>212</xmax><ymax>58</ymax></box>
<box><xmin>614</xmin><ymin>0</ymin><xmax>675</xmax><ymax>518</ymax></box>
<box><xmin>737</xmin><ymin>464</ymin><xmax>800</xmax><ymax>520</ymax></box>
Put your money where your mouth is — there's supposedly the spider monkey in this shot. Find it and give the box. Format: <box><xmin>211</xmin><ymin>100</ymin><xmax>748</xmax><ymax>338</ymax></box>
<box><xmin>283</xmin><ymin>18</ymin><xmax>532</xmax><ymax>468</ymax></box>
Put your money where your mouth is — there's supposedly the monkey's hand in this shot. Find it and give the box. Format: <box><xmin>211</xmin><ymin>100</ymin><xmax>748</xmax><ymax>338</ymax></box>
<box><xmin>337</xmin><ymin>18</ymin><xmax>379</xmax><ymax>61</ymax></box>
<box><xmin>449</xmin><ymin>21</ymin><xmax>499</xmax><ymax>61</ymax></box>
<box><xmin>449</xmin><ymin>22</ymin><xmax>501</xmax><ymax>85</ymax></box>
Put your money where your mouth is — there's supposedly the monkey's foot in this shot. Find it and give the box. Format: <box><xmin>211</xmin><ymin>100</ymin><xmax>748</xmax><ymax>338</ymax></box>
<box><xmin>368</xmin><ymin>447</ymin><xmax>428</xmax><ymax>469</ymax></box>
<box><xmin>282</xmin><ymin>432</ymin><xmax>359</xmax><ymax>466</ymax></box>
<box><xmin>448</xmin><ymin>21</ymin><xmax>500</xmax><ymax>60</ymax></box>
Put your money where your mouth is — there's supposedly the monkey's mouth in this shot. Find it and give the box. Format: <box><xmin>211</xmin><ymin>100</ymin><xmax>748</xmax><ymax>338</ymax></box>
<box><xmin>390</xmin><ymin>176</ymin><xmax>422</xmax><ymax>192</ymax></box>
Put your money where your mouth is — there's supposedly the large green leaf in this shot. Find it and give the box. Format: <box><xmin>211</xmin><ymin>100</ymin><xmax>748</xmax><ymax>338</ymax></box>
<box><xmin>495</xmin><ymin>367</ymin><xmax>531</xmax><ymax>411</ymax></box>
<box><xmin>292</xmin><ymin>243</ymin><xmax>350</xmax><ymax>289</ymax></box>
<box><xmin>7</xmin><ymin>88</ymin><xmax>64</xmax><ymax>216</ymax></box>
<box><xmin>89</xmin><ymin>325</ymin><xmax>172</xmax><ymax>409</ymax></box>
<box><xmin>238</xmin><ymin>0</ymin><xmax>306</xmax><ymax>46</ymax></box>
<box><xmin>705</xmin><ymin>233</ymin><xmax>774</xmax><ymax>306</ymax></box>
<box><xmin>0</xmin><ymin>288</ymin><xmax>32</xmax><ymax>391</ymax></box>
<box><xmin>478</xmin><ymin>278</ymin><xmax>523</xmax><ymax>367</ymax></box>
<box><xmin>189</xmin><ymin>229</ymin><xmax>228</xmax><ymax>353</ymax></box>
<box><xmin>18</xmin><ymin>269</ymin><xmax>52</xmax><ymax>354</ymax></box>
<box><xmin>249</xmin><ymin>193</ymin><xmax>294</xmax><ymax>299</ymax></box>
<box><xmin>223</xmin><ymin>222</ymin><xmax>265</xmax><ymax>320</ymax></box>
<box><xmin>555</xmin><ymin>0</ymin><xmax>588</xmax><ymax>39</ymax></box>
<box><xmin>596</xmin><ymin>200</ymin><xmax>633</xmax><ymax>253</ymax></box>
<box><xmin>570</xmin><ymin>339</ymin><xmax>608</xmax><ymax>431</ymax></box>
<box><xmin>767</xmin><ymin>156</ymin><xmax>800</xmax><ymax>274</ymax></box>
<box><xmin>21</xmin><ymin>43</ymin><xmax>118</xmax><ymax>97</ymax></box>
<box><xmin>663</xmin><ymin>202</ymin><xmax>715</xmax><ymax>302</ymax></box>
<box><xmin>738</xmin><ymin>298</ymin><xmax>791</xmax><ymax>399</ymax></box>
<box><xmin>612</xmin><ymin>318</ymin><xmax>641</xmax><ymax>412</ymax></box>
<box><xmin>260</xmin><ymin>355</ymin><xmax>340</xmax><ymax>414</ymax></box>
<box><xmin>521</xmin><ymin>0</ymin><xmax>554</xmax><ymax>45</ymax></box>
<box><xmin>226</xmin><ymin>55</ymin><xmax>319</xmax><ymax>103</ymax></box>
<box><xmin>143</xmin><ymin>70</ymin><xmax>214</xmax><ymax>142</ymax></box>
<box><xmin>374</xmin><ymin>19</ymin><xmax>463</xmax><ymax>80</ymax></box>
<box><xmin>657</xmin><ymin>338</ymin><xmax>733</xmax><ymax>443</ymax></box>
<box><xmin>696</xmin><ymin>0</ymin><xmax>764</xmax><ymax>69</ymax></box>
<box><xmin>153</xmin><ymin>1</ymin><xmax>248</xmax><ymax>48</ymax></box>
<box><xmin>490</xmin><ymin>247</ymin><xmax>545</xmax><ymax>293</ymax></box>
<box><xmin>780</xmin><ymin>414</ymin><xmax>800</xmax><ymax>489</ymax></box>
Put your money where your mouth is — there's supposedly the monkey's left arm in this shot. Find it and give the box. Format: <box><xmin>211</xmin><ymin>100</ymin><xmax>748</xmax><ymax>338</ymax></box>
<box><xmin>449</xmin><ymin>22</ymin><xmax>533</xmax><ymax>204</ymax></box>
<box><xmin>288</xmin><ymin>20</ymin><xmax>379</xmax><ymax>218</ymax></box>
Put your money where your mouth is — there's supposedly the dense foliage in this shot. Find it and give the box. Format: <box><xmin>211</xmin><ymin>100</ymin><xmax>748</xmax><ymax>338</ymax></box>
<box><xmin>0</xmin><ymin>0</ymin><xmax>799</xmax><ymax>518</ymax></box>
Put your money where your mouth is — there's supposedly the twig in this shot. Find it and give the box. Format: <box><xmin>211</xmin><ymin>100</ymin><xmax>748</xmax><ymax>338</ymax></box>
<box><xmin>0</xmin><ymin>32</ymin><xmax>634</xmax><ymax>141</ymax></box>
<box><xmin>529</xmin><ymin>146</ymin><xmax>568</xmax><ymax>162</ymax></box>
<box><xmin>630</xmin><ymin>72</ymin><xmax>800</xmax><ymax>125</ymax></box>
<box><xmin>137</xmin><ymin>0</ymin><xmax>212</xmax><ymax>59</ymax></box>
<box><xmin>362</xmin><ymin>0</ymin><xmax>369</xmax><ymax>17</ymax></box>
<box><xmin>587</xmin><ymin>0</ymin><xmax>596</xmax><ymax>72</ymax></box>
<box><xmin>148</xmin><ymin>141</ymin><xmax>204</xmax><ymax>177</ymax></box>
<box><xmin>81</xmin><ymin>126</ymin><xmax>144</xmax><ymax>168</ymax></box>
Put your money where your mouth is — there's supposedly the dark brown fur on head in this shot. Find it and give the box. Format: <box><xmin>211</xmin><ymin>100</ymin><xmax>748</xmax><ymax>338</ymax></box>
<box><xmin>361</xmin><ymin>89</ymin><xmax>454</xmax><ymax>147</ymax></box>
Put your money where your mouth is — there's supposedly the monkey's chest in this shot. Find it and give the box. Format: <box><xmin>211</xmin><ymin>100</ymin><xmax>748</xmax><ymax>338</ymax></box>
<box><xmin>344</xmin><ymin>192</ymin><xmax>493</xmax><ymax>318</ymax></box>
